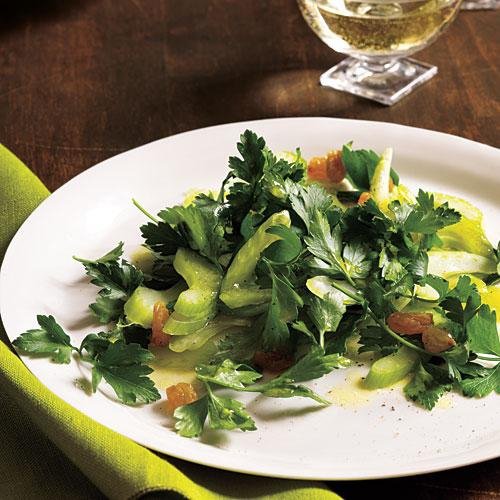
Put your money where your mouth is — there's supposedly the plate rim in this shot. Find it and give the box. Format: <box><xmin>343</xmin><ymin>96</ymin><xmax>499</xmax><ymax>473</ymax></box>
<box><xmin>1</xmin><ymin>116</ymin><xmax>499</xmax><ymax>481</ymax></box>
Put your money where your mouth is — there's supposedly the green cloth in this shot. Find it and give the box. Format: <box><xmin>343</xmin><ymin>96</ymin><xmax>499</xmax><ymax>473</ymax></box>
<box><xmin>0</xmin><ymin>144</ymin><xmax>341</xmax><ymax>500</ymax></box>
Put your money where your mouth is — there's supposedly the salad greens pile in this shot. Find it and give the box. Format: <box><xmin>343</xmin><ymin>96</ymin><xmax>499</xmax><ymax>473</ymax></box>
<box><xmin>13</xmin><ymin>130</ymin><xmax>500</xmax><ymax>437</ymax></box>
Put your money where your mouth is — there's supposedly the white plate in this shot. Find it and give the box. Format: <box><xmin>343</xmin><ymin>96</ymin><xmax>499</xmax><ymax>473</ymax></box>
<box><xmin>1</xmin><ymin>118</ymin><xmax>499</xmax><ymax>480</ymax></box>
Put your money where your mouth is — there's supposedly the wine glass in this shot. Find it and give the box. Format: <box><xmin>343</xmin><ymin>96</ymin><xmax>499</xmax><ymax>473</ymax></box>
<box><xmin>298</xmin><ymin>0</ymin><xmax>462</xmax><ymax>105</ymax></box>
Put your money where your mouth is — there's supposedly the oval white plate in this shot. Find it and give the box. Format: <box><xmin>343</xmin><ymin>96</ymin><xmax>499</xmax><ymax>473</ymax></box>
<box><xmin>1</xmin><ymin>118</ymin><xmax>499</xmax><ymax>480</ymax></box>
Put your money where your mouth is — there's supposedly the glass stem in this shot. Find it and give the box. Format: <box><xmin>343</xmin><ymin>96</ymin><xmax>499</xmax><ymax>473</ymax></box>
<box><xmin>359</xmin><ymin>58</ymin><xmax>399</xmax><ymax>74</ymax></box>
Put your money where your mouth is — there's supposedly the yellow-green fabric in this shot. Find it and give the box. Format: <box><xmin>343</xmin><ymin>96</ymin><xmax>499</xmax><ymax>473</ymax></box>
<box><xmin>0</xmin><ymin>144</ymin><xmax>341</xmax><ymax>500</ymax></box>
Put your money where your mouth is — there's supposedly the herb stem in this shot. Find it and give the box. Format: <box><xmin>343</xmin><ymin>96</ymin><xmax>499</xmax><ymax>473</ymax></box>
<box><xmin>132</xmin><ymin>198</ymin><xmax>159</xmax><ymax>223</ymax></box>
<box><xmin>399</xmin><ymin>293</ymin><xmax>438</xmax><ymax>304</ymax></box>
<box><xmin>327</xmin><ymin>280</ymin><xmax>364</xmax><ymax>303</ymax></box>
<box><xmin>475</xmin><ymin>354</ymin><xmax>500</xmax><ymax>362</ymax></box>
<box><xmin>368</xmin><ymin>313</ymin><xmax>428</xmax><ymax>355</ymax></box>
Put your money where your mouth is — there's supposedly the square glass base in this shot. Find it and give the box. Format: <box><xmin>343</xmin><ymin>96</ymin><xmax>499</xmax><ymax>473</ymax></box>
<box><xmin>320</xmin><ymin>57</ymin><xmax>438</xmax><ymax>106</ymax></box>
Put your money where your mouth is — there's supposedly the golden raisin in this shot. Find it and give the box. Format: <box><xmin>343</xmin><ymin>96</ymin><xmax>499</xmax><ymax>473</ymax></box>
<box><xmin>308</xmin><ymin>150</ymin><xmax>345</xmax><ymax>184</ymax></box>
<box><xmin>150</xmin><ymin>301</ymin><xmax>170</xmax><ymax>347</ymax></box>
<box><xmin>253</xmin><ymin>350</ymin><xmax>294</xmax><ymax>374</ymax></box>
<box><xmin>165</xmin><ymin>382</ymin><xmax>198</xmax><ymax>415</ymax></box>
<box><xmin>422</xmin><ymin>326</ymin><xmax>456</xmax><ymax>353</ymax></box>
<box><xmin>308</xmin><ymin>156</ymin><xmax>329</xmax><ymax>182</ymax></box>
<box><xmin>325</xmin><ymin>150</ymin><xmax>346</xmax><ymax>183</ymax></box>
<box><xmin>387</xmin><ymin>312</ymin><xmax>434</xmax><ymax>335</ymax></box>
<box><xmin>358</xmin><ymin>192</ymin><xmax>372</xmax><ymax>205</ymax></box>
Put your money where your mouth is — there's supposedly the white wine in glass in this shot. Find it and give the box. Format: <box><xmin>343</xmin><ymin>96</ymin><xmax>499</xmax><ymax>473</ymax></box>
<box><xmin>298</xmin><ymin>0</ymin><xmax>462</xmax><ymax>105</ymax></box>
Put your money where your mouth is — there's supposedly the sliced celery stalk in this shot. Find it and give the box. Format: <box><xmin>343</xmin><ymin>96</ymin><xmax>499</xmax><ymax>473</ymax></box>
<box><xmin>306</xmin><ymin>276</ymin><xmax>358</xmax><ymax>305</ymax></box>
<box><xmin>219</xmin><ymin>302</ymin><xmax>270</xmax><ymax>317</ymax></box>
<box><xmin>163</xmin><ymin>312</ymin><xmax>209</xmax><ymax>336</ymax></box>
<box><xmin>123</xmin><ymin>282</ymin><xmax>185</xmax><ymax>328</ymax></box>
<box><xmin>427</xmin><ymin>250</ymin><xmax>496</xmax><ymax>278</ymax></box>
<box><xmin>169</xmin><ymin>316</ymin><xmax>251</xmax><ymax>353</ymax></box>
<box><xmin>364</xmin><ymin>347</ymin><xmax>419</xmax><ymax>389</ymax></box>
<box><xmin>220</xmin><ymin>288</ymin><xmax>272</xmax><ymax>309</ymax></box>
<box><xmin>220</xmin><ymin>211</ymin><xmax>291</xmax><ymax>309</ymax></box>
<box><xmin>433</xmin><ymin>193</ymin><xmax>494</xmax><ymax>257</ymax></box>
<box><xmin>370</xmin><ymin>148</ymin><xmax>393</xmax><ymax>205</ymax></box>
<box><xmin>130</xmin><ymin>246</ymin><xmax>155</xmax><ymax>274</ymax></box>
<box><xmin>170</xmin><ymin>248</ymin><xmax>221</xmax><ymax>320</ymax></box>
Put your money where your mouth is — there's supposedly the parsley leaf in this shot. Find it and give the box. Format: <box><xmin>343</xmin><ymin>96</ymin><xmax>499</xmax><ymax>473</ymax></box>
<box><xmin>308</xmin><ymin>293</ymin><xmax>346</xmax><ymax>347</ymax></box>
<box><xmin>460</xmin><ymin>363</ymin><xmax>500</xmax><ymax>397</ymax></box>
<box><xmin>91</xmin><ymin>342</ymin><xmax>160</xmax><ymax>404</ymax></box>
<box><xmin>13</xmin><ymin>315</ymin><xmax>75</xmax><ymax>363</ymax></box>
<box><xmin>341</xmin><ymin>145</ymin><xmax>379</xmax><ymax>190</ymax></box>
<box><xmin>74</xmin><ymin>241</ymin><xmax>124</xmax><ymax>264</ymax></box>
<box><xmin>404</xmin><ymin>363</ymin><xmax>451</xmax><ymax>410</ymax></box>
<box><xmin>225</xmin><ymin>131</ymin><xmax>306</xmax><ymax>232</ymax></box>
<box><xmin>250</xmin><ymin>347</ymin><xmax>342</xmax><ymax>404</ymax></box>
<box><xmin>278</xmin><ymin>346</ymin><xmax>344</xmax><ymax>383</ymax></box>
<box><xmin>159</xmin><ymin>205</ymin><xmax>227</xmax><ymax>266</ymax></box>
<box><xmin>224</xmin><ymin>131</ymin><xmax>268</xmax><ymax>231</ymax></box>
<box><xmin>358</xmin><ymin>325</ymin><xmax>399</xmax><ymax>355</ymax></box>
<box><xmin>174</xmin><ymin>397</ymin><xmax>209</xmax><ymax>438</ymax></box>
<box><xmin>212</xmin><ymin>328</ymin><xmax>261</xmax><ymax>364</ymax></box>
<box><xmin>440</xmin><ymin>275</ymin><xmax>481</xmax><ymax>329</ymax></box>
<box><xmin>229</xmin><ymin>130</ymin><xmax>266</xmax><ymax>183</ymax></box>
<box><xmin>341</xmin><ymin>199</ymin><xmax>393</xmax><ymax>243</ymax></box>
<box><xmin>83</xmin><ymin>260</ymin><xmax>143</xmax><ymax>299</ymax></box>
<box><xmin>174</xmin><ymin>387</ymin><xmax>256</xmax><ymax>437</ymax></box>
<box><xmin>264</xmin><ymin>225</ymin><xmax>302</xmax><ymax>264</ymax></box>
<box><xmin>291</xmin><ymin>320</ymin><xmax>318</xmax><ymax>344</ymax></box>
<box><xmin>79</xmin><ymin>332</ymin><xmax>114</xmax><ymax>358</ymax></box>
<box><xmin>392</xmin><ymin>191</ymin><xmax>461</xmax><ymax>235</ymax></box>
<box><xmin>304</xmin><ymin>210</ymin><xmax>345</xmax><ymax>276</ymax></box>
<box><xmin>140</xmin><ymin>220</ymin><xmax>186</xmax><ymax>257</ymax></box>
<box><xmin>285</xmin><ymin>181</ymin><xmax>334</xmax><ymax>231</ymax></box>
<box><xmin>421</xmin><ymin>274</ymin><xmax>449</xmax><ymax>301</ymax></box>
<box><xmin>90</xmin><ymin>297</ymin><xmax>125</xmax><ymax>324</ymax></box>
<box><xmin>262</xmin><ymin>263</ymin><xmax>303</xmax><ymax>350</ymax></box>
<box><xmin>206</xmin><ymin>387</ymin><xmax>256</xmax><ymax>432</ymax></box>
<box><xmin>196</xmin><ymin>360</ymin><xmax>263</xmax><ymax>388</ymax></box>
<box><xmin>75</xmin><ymin>245</ymin><xmax>144</xmax><ymax>323</ymax></box>
<box><xmin>325</xmin><ymin>315</ymin><xmax>357</xmax><ymax>355</ymax></box>
<box><xmin>343</xmin><ymin>243</ymin><xmax>372</xmax><ymax>279</ymax></box>
<box><xmin>341</xmin><ymin>144</ymin><xmax>400</xmax><ymax>190</ymax></box>
<box><xmin>467</xmin><ymin>304</ymin><xmax>500</xmax><ymax>357</ymax></box>
<box><xmin>195</xmin><ymin>348</ymin><xmax>341</xmax><ymax>406</ymax></box>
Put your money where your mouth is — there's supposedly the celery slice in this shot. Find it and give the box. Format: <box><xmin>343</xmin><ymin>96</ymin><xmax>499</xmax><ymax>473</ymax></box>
<box><xmin>124</xmin><ymin>283</ymin><xmax>185</xmax><ymax>328</ymax></box>
<box><xmin>219</xmin><ymin>288</ymin><xmax>272</xmax><ymax>309</ymax></box>
<box><xmin>163</xmin><ymin>313</ymin><xmax>209</xmax><ymax>336</ymax></box>
<box><xmin>370</xmin><ymin>148</ymin><xmax>393</xmax><ymax>205</ymax></box>
<box><xmin>169</xmin><ymin>316</ymin><xmax>251</xmax><ymax>353</ymax></box>
<box><xmin>364</xmin><ymin>347</ymin><xmax>419</xmax><ymax>389</ymax></box>
<box><xmin>306</xmin><ymin>276</ymin><xmax>358</xmax><ymax>305</ymax></box>
<box><xmin>433</xmin><ymin>193</ymin><xmax>493</xmax><ymax>257</ymax></box>
<box><xmin>220</xmin><ymin>211</ymin><xmax>291</xmax><ymax>309</ymax></box>
<box><xmin>162</xmin><ymin>248</ymin><xmax>221</xmax><ymax>335</ymax></box>
<box><xmin>219</xmin><ymin>302</ymin><xmax>270</xmax><ymax>317</ymax></box>
<box><xmin>170</xmin><ymin>248</ymin><xmax>221</xmax><ymax>320</ymax></box>
<box><xmin>428</xmin><ymin>250</ymin><xmax>496</xmax><ymax>278</ymax></box>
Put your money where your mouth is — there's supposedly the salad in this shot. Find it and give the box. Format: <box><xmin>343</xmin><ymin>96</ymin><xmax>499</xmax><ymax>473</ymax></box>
<box><xmin>13</xmin><ymin>130</ymin><xmax>500</xmax><ymax>438</ymax></box>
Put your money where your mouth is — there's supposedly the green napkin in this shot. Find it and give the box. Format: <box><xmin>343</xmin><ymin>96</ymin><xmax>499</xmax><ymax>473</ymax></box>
<box><xmin>0</xmin><ymin>144</ymin><xmax>341</xmax><ymax>500</ymax></box>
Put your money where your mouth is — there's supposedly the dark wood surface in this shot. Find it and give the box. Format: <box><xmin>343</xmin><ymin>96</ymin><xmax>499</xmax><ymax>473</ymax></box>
<box><xmin>1</xmin><ymin>1</ymin><xmax>499</xmax><ymax>498</ymax></box>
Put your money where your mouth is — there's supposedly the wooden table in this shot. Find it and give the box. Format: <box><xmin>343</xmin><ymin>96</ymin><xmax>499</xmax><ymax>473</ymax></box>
<box><xmin>1</xmin><ymin>1</ymin><xmax>499</xmax><ymax>498</ymax></box>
